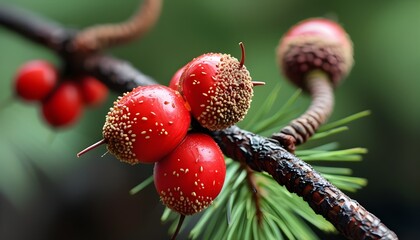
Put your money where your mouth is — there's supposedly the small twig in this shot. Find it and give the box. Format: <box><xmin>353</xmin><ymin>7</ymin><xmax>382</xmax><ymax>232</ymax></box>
<box><xmin>241</xmin><ymin>163</ymin><xmax>263</xmax><ymax>225</ymax></box>
<box><xmin>83</xmin><ymin>54</ymin><xmax>157</xmax><ymax>91</ymax></box>
<box><xmin>272</xmin><ymin>70</ymin><xmax>334</xmax><ymax>152</ymax></box>
<box><xmin>72</xmin><ymin>0</ymin><xmax>162</xmax><ymax>53</ymax></box>
<box><xmin>0</xmin><ymin>5</ymin><xmax>74</xmax><ymax>53</ymax></box>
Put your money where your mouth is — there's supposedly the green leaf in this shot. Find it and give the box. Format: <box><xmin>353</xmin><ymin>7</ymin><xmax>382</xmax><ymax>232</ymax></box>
<box><xmin>129</xmin><ymin>175</ymin><xmax>153</xmax><ymax>195</ymax></box>
<box><xmin>313</xmin><ymin>166</ymin><xmax>353</xmax><ymax>175</ymax></box>
<box><xmin>243</xmin><ymin>84</ymin><xmax>282</xmax><ymax>130</ymax></box>
<box><xmin>251</xmin><ymin>89</ymin><xmax>302</xmax><ymax>133</ymax></box>
<box><xmin>299</xmin><ymin>148</ymin><xmax>367</xmax><ymax>161</ymax></box>
<box><xmin>319</xmin><ymin>110</ymin><xmax>371</xmax><ymax>132</ymax></box>
<box><xmin>310</xmin><ymin>126</ymin><xmax>349</xmax><ymax>140</ymax></box>
<box><xmin>322</xmin><ymin>174</ymin><xmax>368</xmax><ymax>192</ymax></box>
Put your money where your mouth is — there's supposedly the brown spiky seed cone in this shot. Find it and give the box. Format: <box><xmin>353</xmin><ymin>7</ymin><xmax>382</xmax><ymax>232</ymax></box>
<box><xmin>277</xmin><ymin>18</ymin><xmax>354</xmax><ymax>90</ymax></box>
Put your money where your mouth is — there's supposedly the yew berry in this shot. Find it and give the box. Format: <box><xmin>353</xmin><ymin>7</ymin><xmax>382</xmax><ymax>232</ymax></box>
<box><xmin>78</xmin><ymin>76</ymin><xmax>109</xmax><ymax>106</ymax></box>
<box><xmin>78</xmin><ymin>85</ymin><xmax>191</xmax><ymax>164</ymax></box>
<box><xmin>277</xmin><ymin>18</ymin><xmax>353</xmax><ymax>89</ymax></box>
<box><xmin>179</xmin><ymin>43</ymin><xmax>256</xmax><ymax>131</ymax></box>
<box><xmin>14</xmin><ymin>60</ymin><xmax>58</xmax><ymax>102</ymax></box>
<box><xmin>154</xmin><ymin>133</ymin><xmax>226</xmax><ymax>215</ymax></box>
<box><xmin>41</xmin><ymin>81</ymin><xmax>83</xmax><ymax>128</ymax></box>
<box><xmin>168</xmin><ymin>66</ymin><xmax>185</xmax><ymax>91</ymax></box>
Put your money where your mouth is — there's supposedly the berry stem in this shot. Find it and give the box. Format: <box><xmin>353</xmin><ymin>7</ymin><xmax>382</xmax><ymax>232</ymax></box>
<box><xmin>77</xmin><ymin>139</ymin><xmax>106</xmax><ymax>157</ymax></box>
<box><xmin>271</xmin><ymin>70</ymin><xmax>334</xmax><ymax>152</ymax></box>
<box><xmin>238</xmin><ymin>42</ymin><xmax>245</xmax><ymax>69</ymax></box>
<box><xmin>72</xmin><ymin>0</ymin><xmax>162</xmax><ymax>53</ymax></box>
<box><xmin>171</xmin><ymin>214</ymin><xmax>186</xmax><ymax>240</ymax></box>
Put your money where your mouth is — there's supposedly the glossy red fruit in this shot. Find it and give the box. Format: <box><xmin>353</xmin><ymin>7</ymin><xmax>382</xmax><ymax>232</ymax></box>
<box><xmin>41</xmin><ymin>81</ymin><xmax>83</xmax><ymax>127</ymax></box>
<box><xmin>168</xmin><ymin>66</ymin><xmax>185</xmax><ymax>91</ymax></box>
<box><xmin>102</xmin><ymin>85</ymin><xmax>191</xmax><ymax>164</ymax></box>
<box><xmin>278</xmin><ymin>18</ymin><xmax>353</xmax><ymax>89</ymax></box>
<box><xmin>14</xmin><ymin>60</ymin><xmax>58</xmax><ymax>101</ymax></box>
<box><xmin>78</xmin><ymin>76</ymin><xmax>109</xmax><ymax>106</ymax></box>
<box><xmin>154</xmin><ymin>133</ymin><xmax>226</xmax><ymax>215</ymax></box>
<box><xmin>179</xmin><ymin>51</ymin><xmax>253</xmax><ymax>131</ymax></box>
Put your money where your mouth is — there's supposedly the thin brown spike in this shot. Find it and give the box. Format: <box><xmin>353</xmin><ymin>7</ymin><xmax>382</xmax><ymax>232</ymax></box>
<box><xmin>77</xmin><ymin>139</ymin><xmax>106</xmax><ymax>157</ymax></box>
<box><xmin>238</xmin><ymin>42</ymin><xmax>245</xmax><ymax>69</ymax></box>
<box><xmin>252</xmin><ymin>81</ymin><xmax>266</xmax><ymax>87</ymax></box>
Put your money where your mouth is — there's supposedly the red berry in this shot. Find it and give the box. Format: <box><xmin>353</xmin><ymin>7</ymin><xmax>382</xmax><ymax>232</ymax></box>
<box><xmin>102</xmin><ymin>85</ymin><xmax>191</xmax><ymax>164</ymax></box>
<box><xmin>278</xmin><ymin>18</ymin><xmax>353</xmax><ymax>89</ymax></box>
<box><xmin>41</xmin><ymin>81</ymin><xmax>83</xmax><ymax>127</ymax></box>
<box><xmin>14</xmin><ymin>60</ymin><xmax>58</xmax><ymax>101</ymax></box>
<box><xmin>154</xmin><ymin>133</ymin><xmax>226</xmax><ymax>215</ymax></box>
<box><xmin>78</xmin><ymin>76</ymin><xmax>109</xmax><ymax>106</ymax></box>
<box><xmin>168</xmin><ymin>66</ymin><xmax>185</xmax><ymax>91</ymax></box>
<box><xmin>179</xmin><ymin>47</ymin><xmax>254</xmax><ymax>131</ymax></box>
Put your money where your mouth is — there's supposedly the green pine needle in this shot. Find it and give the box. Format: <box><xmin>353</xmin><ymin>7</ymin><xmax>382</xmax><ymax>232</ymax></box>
<box><xmin>318</xmin><ymin>110</ymin><xmax>371</xmax><ymax>132</ymax></box>
<box><xmin>129</xmin><ymin>175</ymin><xmax>153</xmax><ymax>195</ymax></box>
<box><xmin>243</xmin><ymin>84</ymin><xmax>283</xmax><ymax>130</ymax></box>
<box><xmin>248</xmin><ymin>89</ymin><xmax>302</xmax><ymax>134</ymax></box>
<box><xmin>299</xmin><ymin>148</ymin><xmax>367</xmax><ymax>161</ymax></box>
<box><xmin>309</xmin><ymin>126</ymin><xmax>349</xmax><ymax>140</ymax></box>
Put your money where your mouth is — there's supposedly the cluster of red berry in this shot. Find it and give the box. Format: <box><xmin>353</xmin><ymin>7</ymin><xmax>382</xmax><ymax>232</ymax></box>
<box><xmin>14</xmin><ymin>60</ymin><xmax>109</xmax><ymax>128</ymax></box>
<box><xmin>79</xmin><ymin>47</ymin><xmax>255</xmax><ymax>217</ymax></box>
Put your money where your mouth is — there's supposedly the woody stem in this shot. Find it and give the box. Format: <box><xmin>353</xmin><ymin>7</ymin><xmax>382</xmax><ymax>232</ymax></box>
<box><xmin>271</xmin><ymin>70</ymin><xmax>334</xmax><ymax>152</ymax></box>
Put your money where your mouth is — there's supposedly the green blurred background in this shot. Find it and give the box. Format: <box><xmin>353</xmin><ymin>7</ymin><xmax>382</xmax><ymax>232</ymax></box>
<box><xmin>0</xmin><ymin>0</ymin><xmax>418</xmax><ymax>239</ymax></box>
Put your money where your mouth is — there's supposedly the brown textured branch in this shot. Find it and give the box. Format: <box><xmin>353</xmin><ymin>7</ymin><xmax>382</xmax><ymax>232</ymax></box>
<box><xmin>83</xmin><ymin>55</ymin><xmax>157</xmax><ymax>92</ymax></box>
<box><xmin>72</xmin><ymin>0</ymin><xmax>163</xmax><ymax>53</ymax></box>
<box><xmin>0</xmin><ymin>5</ymin><xmax>74</xmax><ymax>53</ymax></box>
<box><xmin>0</xmin><ymin>6</ymin><xmax>399</xmax><ymax>240</ymax></box>
<box><xmin>0</xmin><ymin>5</ymin><xmax>157</xmax><ymax>92</ymax></box>
<box><xmin>212</xmin><ymin>126</ymin><xmax>398</xmax><ymax>240</ymax></box>
<box><xmin>272</xmin><ymin>70</ymin><xmax>334</xmax><ymax>152</ymax></box>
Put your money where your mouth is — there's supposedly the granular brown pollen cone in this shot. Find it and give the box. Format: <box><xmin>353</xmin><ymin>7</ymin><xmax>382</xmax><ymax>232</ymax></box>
<box><xmin>277</xmin><ymin>18</ymin><xmax>354</xmax><ymax>90</ymax></box>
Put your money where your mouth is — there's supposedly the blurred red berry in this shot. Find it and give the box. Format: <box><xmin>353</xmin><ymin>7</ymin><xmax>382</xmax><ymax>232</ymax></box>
<box><xmin>41</xmin><ymin>81</ymin><xmax>83</xmax><ymax>127</ymax></box>
<box><xmin>78</xmin><ymin>76</ymin><xmax>109</xmax><ymax>106</ymax></box>
<box><xmin>14</xmin><ymin>60</ymin><xmax>58</xmax><ymax>102</ymax></box>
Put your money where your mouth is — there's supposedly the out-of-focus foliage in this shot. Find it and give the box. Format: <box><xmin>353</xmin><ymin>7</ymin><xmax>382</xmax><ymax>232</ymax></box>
<box><xmin>0</xmin><ymin>0</ymin><xmax>419</xmax><ymax>239</ymax></box>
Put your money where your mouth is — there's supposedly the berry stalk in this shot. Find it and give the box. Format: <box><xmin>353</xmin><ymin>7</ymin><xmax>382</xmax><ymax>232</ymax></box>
<box><xmin>171</xmin><ymin>214</ymin><xmax>186</xmax><ymax>240</ymax></box>
<box><xmin>72</xmin><ymin>0</ymin><xmax>162</xmax><ymax>53</ymax></box>
<box><xmin>272</xmin><ymin>70</ymin><xmax>334</xmax><ymax>152</ymax></box>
